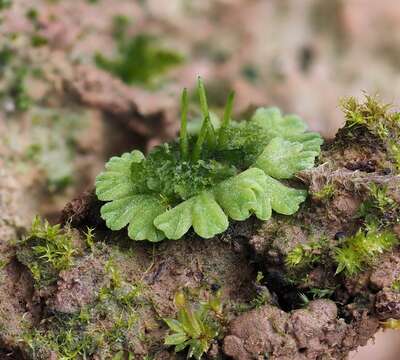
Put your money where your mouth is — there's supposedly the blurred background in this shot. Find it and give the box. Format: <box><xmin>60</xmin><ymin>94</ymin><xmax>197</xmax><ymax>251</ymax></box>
<box><xmin>1</xmin><ymin>1</ymin><xmax>400</xmax><ymax>358</ymax></box>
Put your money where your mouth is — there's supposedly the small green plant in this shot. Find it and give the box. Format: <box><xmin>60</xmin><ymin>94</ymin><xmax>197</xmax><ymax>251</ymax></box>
<box><xmin>299</xmin><ymin>287</ymin><xmax>336</xmax><ymax>306</ymax></box>
<box><xmin>341</xmin><ymin>95</ymin><xmax>400</xmax><ymax>170</ymax></box>
<box><xmin>0</xmin><ymin>46</ymin><xmax>13</xmax><ymax>72</ymax></box>
<box><xmin>250</xmin><ymin>271</ymin><xmax>272</xmax><ymax>308</ymax></box>
<box><xmin>391</xmin><ymin>279</ymin><xmax>400</xmax><ymax>292</ymax></box>
<box><xmin>17</xmin><ymin>216</ymin><xmax>77</xmax><ymax>286</ymax></box>
<box><xmin>313</xmin><ymin>183</ymin><xmax>336</xmax><ymax>201</ymax></box>
<box><xmin>308</xmin><ymin>287</ymin><xmax>335</xmax><ymax>299</ymax></box>
<box><xmin>286</xmin><ymin>225</ymin><xmax>398</xmax><ymax>278</ymax></box>
<box><xmin>358</xmin><ymin>183</ymin><xmax>398</xmax><ymax>225</ymax></box>
<box><xmin>335</xmin><ymin>225</ymin><xmax>397</xmax><ymax>276</ymax></box>
<box><xmin>95</xmin><ymin>17</ymin><xmax>183</xmax><ymax>85</ymax></box>
<box><xmin>164</xmin><ymin>291</ymin><xmax>221</xmax><ymax>359</ymax></box>
<box><xmin>96</xmin><ymin>78</ymin><xmax>322</xmax><ymax>241</ymax></box>
<box><xmin>83</xmin><ymin>227</ymin><xmax>95</xmax><ymax>250</ymax></box>
<box><xmin>285</xmin><ymin>240</ymin><xmax>325</xmax><ymax>268</ymax></box>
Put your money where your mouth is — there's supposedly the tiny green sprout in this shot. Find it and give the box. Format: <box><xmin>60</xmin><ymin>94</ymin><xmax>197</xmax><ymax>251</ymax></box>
<box><xmin>391</xmin><ymin>279</ymin><xmax>400</xmax><ymax>292</ymax></box>
<box><xmin>299</xmin><ymin>292</ymin><xmax>310</xmax><ymax>307</ymax></box>
<box><xmin>0</xmin><ymin>259</ymin><xmax>7</xmax><ymax>270</ymax></box>
<box><xmin>105</xmin><ymin>258</ymin><xmax>123</xmax><ymax>289</ymax></box>
<box><xmin>308</xmin><ymin>287</ymin><xmax>335</xmax><ymax>299</ymax></box>
<box><xmin>285</xmin><ymin>246</ymin><xmax>305</xmax><ymax>267</ymax></box>
<box><xmin>164</xmin><ymin>291</ymin><xmax>220</xmax><ymax>359</ymax></box>
<box><xmin>358</xmin><ymin>183</ymin><xmax>399</xmax><ymax>226</ymax></box>
<box><xmin>95</xmin><ymin>79</ymin><xmax>323</xmax><ymax>242</ymax></box>
<box><xmin>10</xmin><ymin>66</ymin><xmax>32</xmax><ymax>111</ymax></box>
<box><xmin>285</xmin><ymin>241</ymin><xmax>324</xmax><ymax>269</ymax></box>
<box><xmin>368</xmin><ymin>183</ymin><xmax>395</xmax><ymax>211</ymax></box>
<box><xmin>313</xmin><ymin>183</ymin><xmax>335</xmax><ymax>201</ymax></box>
<box><xmin>83</xmin><ymin>227</ymin><xmax>95</xmax><ymax>250</ymax></box>
<box><xmin>256</xmin><ymin>271</ymin><xmax>264</xmax><ymax>284</ymax></box>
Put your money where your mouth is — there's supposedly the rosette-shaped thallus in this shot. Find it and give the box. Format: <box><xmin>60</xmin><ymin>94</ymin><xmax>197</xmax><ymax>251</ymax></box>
<box><xmin>95</xmin><ymin>78</ymin><xmax>322</xmax><ymax>241</ymax></box>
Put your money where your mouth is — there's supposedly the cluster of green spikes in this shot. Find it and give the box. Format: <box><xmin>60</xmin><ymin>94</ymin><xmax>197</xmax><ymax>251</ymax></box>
<box><xmin>179</xmin><ymin>78</ymin><xmax>235</xmax><ymax>162</ymax></box>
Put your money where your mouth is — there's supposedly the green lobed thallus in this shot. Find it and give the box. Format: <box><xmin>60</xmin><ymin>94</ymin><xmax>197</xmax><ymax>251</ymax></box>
<box><xmin>95</xmin><ymin>77</ymin><xmax>323</xmax><ymax>241</ymax></box>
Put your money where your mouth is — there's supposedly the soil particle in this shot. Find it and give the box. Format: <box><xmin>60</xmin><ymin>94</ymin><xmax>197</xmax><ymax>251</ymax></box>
<box><xmin>224</xmin><ymin>299</ymin><xmax>352</xmax><ymax>360</ymax></box>
<box><xmin>344</xmin><ymin>271</ymin><xmax>371</xmax><ymax>296</ymax></box>
<box><xmin>369</xmin><ymin>250</ymin><xmax>400</xmax><ymax>290</ymax></box>
<box><xmin>145</xmin><ymin>235</ymin><xmax>256</xmax><ymax>317</ymax></box>
<box><xmin>375</xmin><ymin>289</ymin><xmax>400</xmax><ymax>319</ymax></box>
<box><xmin>65</xmin><ymin>65</ymin><xmax>178</xmax><ymax>142</ymax></box>
<box><xmin>59</xmin><ymin>190</ymin><xmax>105</xmax><ymax>229</ymax></box>
<box><xmin>47</xmin><ymin>255</ymin><xmax>107</xmax><ymax>314</ymax></box>
<box><xmin>249</xmin><ymin>222</ymin><xmax>308</xmax><ymax>264</ymax></box>
<box><xmin>224</xmin><ymin>299</ymin><xmax>380</xmax><ymax>360</ymax></box>
<box><xmin>0</xmin><ymin>259</ymin><xmax>37</xmax><ymax>349</ymax></box>
<box><xmin>223</xmin><ymin>304</ymin><xmax>297</xmax><ymax>360</ymax></box>
<box><xmin>0</xmin><ymin>167</ymin><xmax>38</xmax><ymax>349</ymax></box>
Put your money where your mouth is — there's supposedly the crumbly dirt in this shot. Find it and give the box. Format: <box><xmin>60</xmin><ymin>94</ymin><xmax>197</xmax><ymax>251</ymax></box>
<box><xmin>223</xmin><ymin>299</ymin><xmax>379</xmax><ymax>360</ymax></box>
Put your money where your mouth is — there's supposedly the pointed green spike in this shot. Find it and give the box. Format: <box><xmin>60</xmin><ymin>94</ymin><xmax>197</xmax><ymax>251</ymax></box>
<box><xmin>192</xmin><ymin>77</ymin><xmax>216</xmax><ymax>161</ymax></box>
<box><xmin>221</xmin><ymin>91</ymin><xmax>235</xmax><ymax>129</ymax></box>
<box><xmin>197</xmin><ymin>77</ymin><xmax>209</xmax><ymax>121</ymax></box>
<box><xmin>180</xmin><ymin>88</ymin><xmax>189</xmax><ymax>160</ymax></box>
<box><xmin>218</xmin><ymin>90</ymin><xmax>235</xmax><ymax>145</ymax></box>
<box><xmin>192</xmin><ymin>115</ymin><xmax>210</xmax><ymax>162</ymax></box>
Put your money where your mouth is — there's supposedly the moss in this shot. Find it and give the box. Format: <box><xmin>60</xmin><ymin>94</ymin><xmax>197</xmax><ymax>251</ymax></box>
<box><xmin>285</xmin><ymin>224</ymin><xmax>398</xmax><ymax>279</ymax></box>
<box><xmin>334</xmin><ymin>225</ymin><xmax>397</xmax><ymax>276</ymax></box>
<box><xmin>16</xmin><ymin>216</ymin><xmax>78</xmax><ymax>288</ymax></box>
<box><xmin>391</xmin><ymin>279</ymin><xmax>400</xmax><ymax>292</ymax></box>
<box><xmin>21</xmin><ymin>253</ymin><xmax>151</xmax><ymax>359</ymax></box>
<box><xmin>340</xmin><ymin>95</ymin><xmax>400</xmax><ymax>171</ymax></box>
<box><xmin>285</xmin><ymin>238</ymin><xmax>328</xmax><ymax>269</ymax></box>
<box><xmin>313</xmin><ymin>183</ymin><xmax>336</xmax><ymax>201</ymax></box>
<box><xmin>357</xmin><ymin>183</ymin><xmax>399</xmax><ymax>226</ymax></box>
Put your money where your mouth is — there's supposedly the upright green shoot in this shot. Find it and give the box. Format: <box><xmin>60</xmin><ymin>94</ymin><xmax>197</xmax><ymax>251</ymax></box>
<box><xmin>180</xmin><ymin>88</ymin><xmax>189</xmax><ymax>160</ymax></box>
<box><xmin>198</xmin><ymin>77</ymin><xmax>210</xmax><ymax>122</ymax></box>
<box><xmin>192</xmin><ymin>78</ymin><xmax>216</xmax><ymax>161</ymax></box>
<box><xmin>218</xmin><ymin>91</ymin><xmax>235</xmax><ymax>145</ymax></box>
